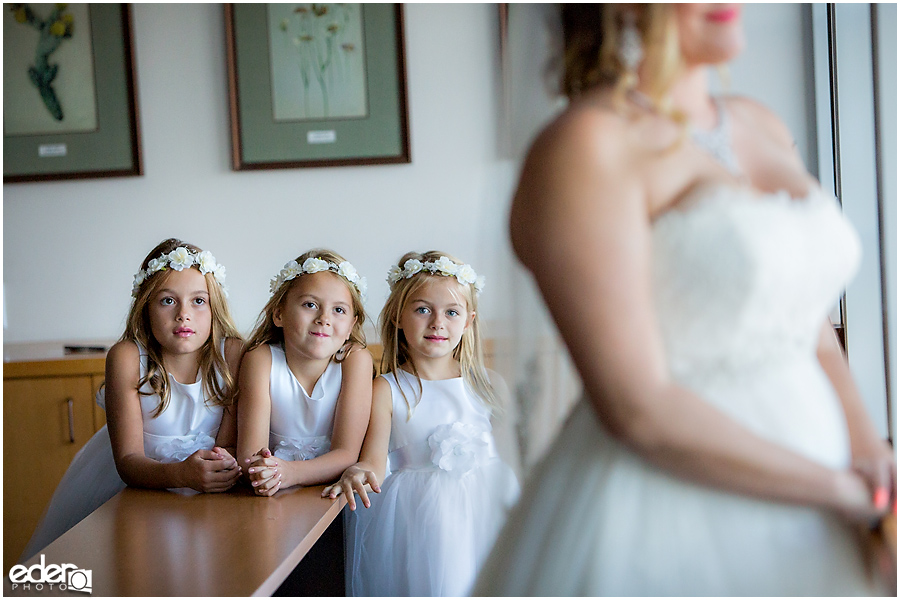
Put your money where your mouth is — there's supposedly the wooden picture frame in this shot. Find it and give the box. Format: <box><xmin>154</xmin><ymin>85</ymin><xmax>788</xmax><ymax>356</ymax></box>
<box><xmin>3</xmin><ymin>3</ymin><xmax>142</xmax><ymax>183</ymax></box>
<box><xmin>225</xmin><ymin>3</ymin><xmax>410</xmax><ymax>170</ymax></box>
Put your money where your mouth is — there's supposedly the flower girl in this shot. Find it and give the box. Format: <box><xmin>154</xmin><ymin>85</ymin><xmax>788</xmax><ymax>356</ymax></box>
<box><xmin>22</xmin><ymin>238</ymin><xmax>243</xmax><ymax>560</ymax></box>
<box><xmin>324</xmin><ymin>251</ymin><xmax>519</xmax><ymax>597</ymax></box>
<box><xmin>237</xmin><ymin>249</ymin><xmax>373</xmax><ymax>495</ymax></box>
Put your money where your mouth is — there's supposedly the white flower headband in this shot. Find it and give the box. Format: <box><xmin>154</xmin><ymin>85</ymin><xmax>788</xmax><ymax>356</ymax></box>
<box><xmin>132</xmin><ymin>247</ymin><xmax>227</xmax><ymax>298</ymax></box>
<box><xmin>270</xmin><ymin>257</ymin><xmax>368</xmax><ymax>302</ymax></box>
<box><xmin>387</xmin><ymin>256</ymin><xmax>486</xmax><ymax>295</ymax></box>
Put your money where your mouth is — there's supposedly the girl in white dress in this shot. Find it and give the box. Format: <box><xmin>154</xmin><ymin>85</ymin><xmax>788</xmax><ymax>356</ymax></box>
<box><xmin>325</xmin><ymin>251</ymin><xmax>519</xmax><ymax>597</ymax></box>
<box><xmin>237</xmin><ymin>249</ymin><xmax>373</xmax><ymax>496</ymax></box>
<box><xmin>474</xmin><ymin>4</ymin><xmax>895</xmax><ymax>596</ymax></box>
<box><xmin>22</xmin><ymin>238</ymin><xmax>243</xmax><ymax>560</ymax></box>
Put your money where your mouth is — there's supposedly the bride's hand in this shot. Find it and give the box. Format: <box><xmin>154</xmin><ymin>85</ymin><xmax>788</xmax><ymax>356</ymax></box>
<box><xmin>851</xmin><ymin>437</ymin><xmax>896</xmax><ymax>515</ymax></box>
<box><xmin>833</xmin><ymin>469</ymin><xmax>892</xmax><ymax>524</ymax></box>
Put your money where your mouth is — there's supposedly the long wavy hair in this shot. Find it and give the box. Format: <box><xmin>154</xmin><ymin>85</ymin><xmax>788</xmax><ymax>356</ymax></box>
<box><xmin>379</xmin><ymin>250</ymin><xmax>499</xmax><ymax>420</ymax></box>
<box><xmin>244</xmin><ymin>248</ymin><xmax>367</xmax><ymax>358</ymax></box>
<box><xmin>124</xmin><ymin>238</ymin><xmax>241</xmax><ymax>417</ymax></box>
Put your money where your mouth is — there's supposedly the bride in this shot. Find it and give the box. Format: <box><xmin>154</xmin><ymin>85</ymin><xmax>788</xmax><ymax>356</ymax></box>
<box><xmin>475</xmin><ymin>4</ymin><xmax>894</xmax><ymax>595</ymax></box>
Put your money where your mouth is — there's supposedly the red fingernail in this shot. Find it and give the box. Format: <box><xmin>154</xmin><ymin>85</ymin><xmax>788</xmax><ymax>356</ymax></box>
<box><xmin>874</xmin><ymin>488</ymin><xmax>889</xmax><ymax>510</ymax></box>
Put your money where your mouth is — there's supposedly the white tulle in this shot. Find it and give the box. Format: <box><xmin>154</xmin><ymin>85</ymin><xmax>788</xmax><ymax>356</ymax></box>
<box><xmin>476</xmin><ymin>185</ymin><xmax>882</xmax><ymax>596</ymax></box>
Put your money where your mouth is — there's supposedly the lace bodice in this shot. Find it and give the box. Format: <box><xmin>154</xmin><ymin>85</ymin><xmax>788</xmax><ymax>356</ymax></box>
<box><xmin>652</xmin><ymin>184</ymin><xmax>861</xmax><ymax>378</ymax></box>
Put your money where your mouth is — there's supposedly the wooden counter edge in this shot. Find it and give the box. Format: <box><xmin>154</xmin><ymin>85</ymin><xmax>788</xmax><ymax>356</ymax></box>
<box><xmin>253</xmin><ymin>494</ymin><xmax>347</xmax><ymax>597</ymax></box>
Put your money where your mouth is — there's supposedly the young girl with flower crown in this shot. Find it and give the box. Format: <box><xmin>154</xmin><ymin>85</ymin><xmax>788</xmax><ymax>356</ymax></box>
<box><xmin>324</xmin><ymin>251</ymin><xmax>520</xmax><ymax>597</ymax></box>
<box><xmin>22</xmin><ymin>238</ymin><xmax>243</xmax><ymax>561</ymax></box>
<box><xmin>237</xmin><ymin>249</ymin><xmax>373</xmax><ymax>496</ymax></box>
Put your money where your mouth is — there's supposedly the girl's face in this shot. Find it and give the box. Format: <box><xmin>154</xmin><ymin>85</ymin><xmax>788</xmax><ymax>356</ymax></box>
<box><xmin>274</xmin><ymin>271</ymin><xmax>357</xmax><ymax>361</ymax></box>
<box><xmin>148</xmin><ymin>267</ymin><xmax>213</xmax><ymax>360</ymax></box>
<box><xmin>674</xmin><ymin>4</ymin><xmax>744</xmax><ymax>67</ymax></box>
<box><xmin>398</xmin><ymin>277</ymin><xmax>474</xmax><ymax>364</ymax></box>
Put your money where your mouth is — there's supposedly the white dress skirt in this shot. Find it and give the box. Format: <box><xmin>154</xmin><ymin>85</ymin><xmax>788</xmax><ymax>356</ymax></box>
<box><xmin>346</xmin><ymin>370</ymin><xmax>519</xmax><ymax>596</ymax></box>
<box><xmin>475</xmin><ymin>185</ymin><xmax>884</xmax><ymax>596</ymax></box>
<box><xmin>21</xmin><ymin>341</ymin><xmax>225</xmax><ymax>561</ymax></box>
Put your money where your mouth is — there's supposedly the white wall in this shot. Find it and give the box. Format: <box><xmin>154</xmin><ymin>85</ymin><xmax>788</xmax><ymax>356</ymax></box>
<box><xmin>3</xmin><ymin>3</ymin><xmax>512</xmax><ymax>343</ymax></box>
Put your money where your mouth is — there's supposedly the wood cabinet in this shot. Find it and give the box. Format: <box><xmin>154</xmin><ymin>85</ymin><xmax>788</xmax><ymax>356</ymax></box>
<box><xmin>3</xmin><ymin>342</ymin><xmax>109</xmax><ymax>571</ymax></box>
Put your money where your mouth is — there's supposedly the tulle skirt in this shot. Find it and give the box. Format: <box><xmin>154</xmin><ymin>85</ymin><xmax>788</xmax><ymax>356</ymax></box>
<box><xmin>21</xmin><ymin>425</ymin><xmax>126</xmax><ymax>561</ymax></box>
<box><xmin>474</xmin><ymin>400</ymin><xmax>882</xmax><ymax>596</ymax></box>
<box><xmin>346</xmin><ymin>457</ymin><xmax>519</xmax><ymax>597</ymax></box>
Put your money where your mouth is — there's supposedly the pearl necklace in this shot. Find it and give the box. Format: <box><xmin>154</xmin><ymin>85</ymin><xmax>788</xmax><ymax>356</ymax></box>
<box><xmin>628</xmin><ymin>91</ymin><xmax>742</xmax><ymax>176</ymax></box>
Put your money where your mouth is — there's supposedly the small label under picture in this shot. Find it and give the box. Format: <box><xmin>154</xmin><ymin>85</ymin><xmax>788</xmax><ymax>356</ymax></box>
<box><xmin>307</xmin><ymin>130</ymin><xmax>336</xmax><ymax>144</ymax></box>
<box><xmin>38</xmin><ymin>144</ymin><xmax>67</xmax><ymax>157</ymax></box>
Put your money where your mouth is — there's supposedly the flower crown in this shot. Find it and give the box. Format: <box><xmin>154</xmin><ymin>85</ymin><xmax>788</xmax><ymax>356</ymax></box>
<box><xmin>270</xmin><ymin>257</ymin><xmax>368</xmax><ymax>302</ymax></box>
<box><xmin>387</xmin><ymin>256</ymin><xmax>486</xmax><ymax>295</ymax></box>
<box><xmin>132</xmin><ymin>247</ymin><xmax>227</xmax><ymax>297</ymax></box>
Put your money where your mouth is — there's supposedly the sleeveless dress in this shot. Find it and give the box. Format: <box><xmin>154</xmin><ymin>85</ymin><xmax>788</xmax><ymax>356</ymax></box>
<box><xmin>345</xmin><ymin>369</ymin><xmax>520</xmax><ymax>597</ymax></box>
<box><xmin>475</xmin><ymin>184</ymin><xmax>884</xmax><ymax>596</ymax></box>
<box><xmin>266</xmin><ymin>343</ymin><xmax>342</xmax><ymax>461</ymax></box>
<box><xmin>21</xmin><ymin>341</ymin><xmax>226</xmax><ymax>561</ymax></box>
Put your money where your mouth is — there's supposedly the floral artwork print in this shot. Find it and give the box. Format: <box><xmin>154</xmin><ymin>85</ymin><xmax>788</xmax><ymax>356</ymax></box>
<box><xmin>8</xmin><ymin>3</ymin><xmax>75</xmax><ymax>121</ymax></box>
<box><xmin>268</xmin><ymin>3</ymin><xmax>368</xmax><ymax>121</ymax></box>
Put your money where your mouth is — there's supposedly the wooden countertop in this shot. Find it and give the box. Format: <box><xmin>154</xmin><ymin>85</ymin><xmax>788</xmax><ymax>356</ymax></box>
<box><xmin>3</xmin><ymin>340</ymin><xmax>113</xmax><ymax>379</ymax></box>
<box><xmin>4</xmin><ymin>485</ymin><xmax>346</xmax><ymax>596</ymax></box>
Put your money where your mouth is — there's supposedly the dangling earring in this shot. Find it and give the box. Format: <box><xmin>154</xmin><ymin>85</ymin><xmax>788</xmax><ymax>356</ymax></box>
<box><xmin>618</xmin><ymin>11</ymin><xmax>644</xmax><ymax>78</ymax></box>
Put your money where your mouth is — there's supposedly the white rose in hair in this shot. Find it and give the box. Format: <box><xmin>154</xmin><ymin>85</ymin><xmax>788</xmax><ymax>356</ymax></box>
<box><xmin>270</xmin><ymin>277</ymin><xmax>283</xmax><ymax>294</ymax></box>
<box><xmin>213</xmin><ymin>264</ymin><xmax>227</xmax><ymax>282</ymax></box>
<box><xmin>148</xmin><ymin>257</ymin><xmax>167</xmax><ymax>273</ymax></box>
<box><xmin>403</xmin><ymin>259</ymin><xmax>424</xmax><ymax>277</ymax></box>
<box><xmin>303</xmin><ymin>257</ymin><xmax>329</xmax><ymax>273</ymax></box>
<box><xmin>434</xmin><ymin>256</ymin><xmax>458</xmax><ymax>276</ymax></box>
<box><xmin>387</xmin><ymin>264</ymin><xmax>403</xmax><ymax>285</ymax></box>
<box><xmin>338</xmin><ymin>261</ymin><xmax>359</xmax><ymax>283</ymax></box>
<box><xmin>357</xmin><ymin>277</ymin><xmax>368</xmax><ymax>300</ymax></box>
<box><xmin>474</xmin><ymin>275</ymin><xmax>486</xmax><ymax>293</ymax></box>
<box><xmin>168</xmin><ymin>247</ymin><xmax>194</xmax><ymax>271</ymax></box>
<box><xmin>456</xmin><ymin>264</ymin><xmax>477</xmax><ymax>285</ymax></box>
<box><xmin>197</xmin><ymin>251</ymin><xmax>217</xmax><ymax>274</ymax></box>
<box><xmin>282</xmin><ymin>260</ymin><xmax>301</xmax><ymax>280</ymax></box>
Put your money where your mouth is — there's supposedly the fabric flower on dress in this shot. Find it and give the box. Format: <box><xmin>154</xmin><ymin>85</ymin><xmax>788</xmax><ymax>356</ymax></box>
<box><xmin>428</xmin><ymin>422</ymin><xmax>491</xmax><ymax>477</ymax></box>
<box><xmin>273</xmin><ymin>437</ymin><xmax>331</xmax><ymax>461</ymax></box>
<box><xmin>152</xmin><ymin>434</ymin><xmax>216</xmax><ymax>463</ymax></box>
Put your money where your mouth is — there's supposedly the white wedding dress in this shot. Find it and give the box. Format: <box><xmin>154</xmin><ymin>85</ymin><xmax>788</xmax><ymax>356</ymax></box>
<box><xmin>475</xmin><ymin>183</ymin><xmax>883</xmax><ymax>596</ymax></box>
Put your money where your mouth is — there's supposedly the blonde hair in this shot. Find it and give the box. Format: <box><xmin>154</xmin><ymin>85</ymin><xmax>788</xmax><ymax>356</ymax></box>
<box><xmin>561</xmin><ymin>4</ymin><xmax>683</xmax><ymax>113</ymax></box>
<box><xmin>244</xmin><ymin>248</ymin><xmax>367</xmax><ymax>356</ymax></box>
<box><xmin>379</xmin><ymin>250</ymin><xmax>499</xmax><ymax>419</ymax></box>
<box><xmin>124</xmin><ymin>238</ymin><xmax>241</xmax><ymax>417</ymax></box>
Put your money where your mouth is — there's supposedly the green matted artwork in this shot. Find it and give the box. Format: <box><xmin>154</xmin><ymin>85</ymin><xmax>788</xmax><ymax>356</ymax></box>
<box><xmin>226</xmin><ymin>3</ymin><xmax>410</xmax><ymax>170</ymax></box>
<box><xmin>3</xmin><ymin>3</ymin><xmax>142</xmax><ymax>183</ymax></box>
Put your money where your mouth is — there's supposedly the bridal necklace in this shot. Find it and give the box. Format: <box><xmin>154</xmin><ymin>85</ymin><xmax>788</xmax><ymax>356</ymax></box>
<box><xmin>689</xmin><ymin>97</ymin><xmax>742</xmax><ymax>176</ymax></box>
<box><xmin>628</xmin><ymin>90</ymin><xmax>742</xmax><ymax>176</ymax></box>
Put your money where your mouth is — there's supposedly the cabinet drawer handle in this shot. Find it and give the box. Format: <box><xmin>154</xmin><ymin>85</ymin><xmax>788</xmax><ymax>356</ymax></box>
<box><xmin>66</xmin><ymin>399</ymin><xmax>75</xmax><ymax>443</ymax></box>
